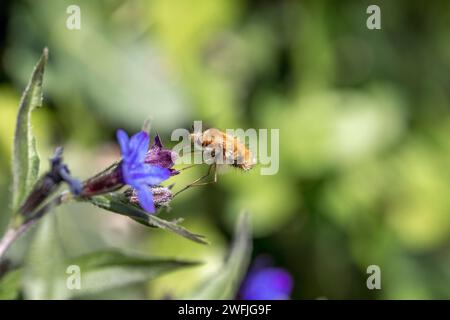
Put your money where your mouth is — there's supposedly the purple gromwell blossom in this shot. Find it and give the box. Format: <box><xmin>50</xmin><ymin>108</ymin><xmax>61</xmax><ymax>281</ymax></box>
<box><xmin>145</xmin><ymin>134</ymin><xmax>179</xmax><ymax>176</ymax></box>
<box><xmin>239</xmin><ymin>258</ymin><xmax>293</xmax><ymax>300</ymax></box>
<box><xmin>81</xmin><ymin>130</ymin><xmax>174</xmax><ymax>214</ymax></box>
<box><xmin>116</xmin><ymin>129</ymin><xmax>171</xmax><ymax>213</ymax></box>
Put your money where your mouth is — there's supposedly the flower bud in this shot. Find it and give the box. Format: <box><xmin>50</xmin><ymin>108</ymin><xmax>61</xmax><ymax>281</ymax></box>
<box><xmin>125</xmin><ymin>186</ymin><xmax>173</xmax><ymax>210</ymax></box>
<box><xmin>80</xmin><ymin>162</ymin><xmax>124</xmax><ymax>197</ymax></box>
<box><xmin>19</xmin><ymin>147</ymin><xmax>82</xmax><ymax>219</ymax></box>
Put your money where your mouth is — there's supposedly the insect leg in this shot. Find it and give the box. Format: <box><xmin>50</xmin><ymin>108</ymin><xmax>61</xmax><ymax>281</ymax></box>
<box><xmin>173</xmin><ymin>164</ymin><xmax>214</xmax><ymax>197</ymax></box>
<box><xmin>189</xmin><ymin>164</ymin><xmax>218</xmax><ymax>187</ymax></box>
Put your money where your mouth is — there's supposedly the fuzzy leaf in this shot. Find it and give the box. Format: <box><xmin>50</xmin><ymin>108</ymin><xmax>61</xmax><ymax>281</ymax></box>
<box><xmin>22</xmin><ymin>212</ymin><xmax>67</xmax><ymax>299</ymax></box>
<box><xmin>12</xmin><ymin>48</ymin><xmax>48</xmax><ymax>211</ymax></box>
<box><xmin>23</xmin><ymin>211</ymin><xmax>201</xmax><ymax>299</ymax></box>
<box><xmin>11</xmin><ymin>247</ymin><xmax>201</xmax><ymax>299</ymax></box>
<box><xmin>0</xmin><ymin>268</ymin><xmax>22</xmax><ymax>299</ymax></box>
<box><xmin>87</xmin><ymin>193</ymin><xmax>208</xmax><ymax>245</ymax></box>
<box><xmin>187</xmin><ymin>213</ymin><xmax>252</xmax><ymax>299</ymax></box>
<box><xmin>66</xmin><ymin>249</ymin><xmax>201</xmax><ymax>298</ymax></box>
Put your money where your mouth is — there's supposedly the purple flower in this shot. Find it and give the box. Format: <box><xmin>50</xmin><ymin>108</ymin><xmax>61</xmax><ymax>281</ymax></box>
<box><xmin>81</xmin><ymin>130</ymin><xmax>174</xmax><ymax>213</ymax></box>
<box><xmin>145</xmin><ymin>134</ymin><xmax>179</xmax><ymax>176</ymax></box>
<box><xmin>126</xmin><ymin>186</ymin><xmax>173</xmax><ymax>209</ymax></box>
<box><xmin>116</xmin><ymin>130</ymin><xmax>171</xmax><ymax>213</ymax></box>
<box><xmin>239</xmin><ymin>259</ymin><xmax>293</xmax><ymax>300</ymax></box>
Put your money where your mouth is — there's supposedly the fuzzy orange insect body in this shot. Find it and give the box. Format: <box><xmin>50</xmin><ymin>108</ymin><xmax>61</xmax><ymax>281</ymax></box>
<box><xmin>190</xmin><ymin>128</ymin><xmax>256</xmax><ymax>171</ymax></box>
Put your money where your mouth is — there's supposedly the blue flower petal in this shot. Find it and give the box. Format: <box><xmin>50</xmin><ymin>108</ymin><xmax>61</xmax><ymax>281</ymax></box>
<box><xmin>142</xmin><ymin>166</ymin><xmax>171</xmax><ymax>185</ymax></box>
<box><xmin>116</xmin><ymin>129</ymin><xmax>172</xmax><ymax>213</ymax></box>
<box><xmin>120</xmin><ymin>162</ymin><xmax>132</xmax><ymax>186</ymax></box>
<box><xmin>127</xmin><ymin>165</ymin><xmax>171</xmax><ymax>186</ymax></box>
<box><xmin>240</xmin><ymin>268</ymin><xmax>293</xmax><ymax>300</ymax></box>
<box><xmin>116</xmin><ymin>129</ymin><xmax>130</xmax><ymax>157</ymax></box>
<box><xmin>137</xmin><ymin>185</ymin><xmax>155</xmax><ymax>213</ymax></box>
<box><xmin>127</xmin><ymin>131</ymin><xmax>150</xmax><ymax>164</ymax></box>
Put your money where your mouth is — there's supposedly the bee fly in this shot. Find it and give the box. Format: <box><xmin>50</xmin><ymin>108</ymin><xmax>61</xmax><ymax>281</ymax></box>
<box><xmin>174</xmin><ymin>128</ymin><xmax>256</xmax><ymax>196</ymax></box>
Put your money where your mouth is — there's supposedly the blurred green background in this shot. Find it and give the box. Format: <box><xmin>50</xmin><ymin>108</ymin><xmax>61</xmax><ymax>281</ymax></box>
<box><xmin>0</xmin><ymin>0</ymin><xmax>449</xmax><ymax>299</ymax></box>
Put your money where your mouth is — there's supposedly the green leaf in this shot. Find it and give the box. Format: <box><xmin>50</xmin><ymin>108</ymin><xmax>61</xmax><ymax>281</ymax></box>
<box><xmin>22</xmin><ymin>210</ymin><xmax>201</xmax><ymax>299</ymax></box>
<box><xmin>10</xmin><ymin>248</ymin><xmax>201</xmax><ymax>299</ymax></box>
<box><xmin>66</xmin><ymin>249</ymin><xmax>201</xmax><ymax>298</ymax></box>
<box><xmin>12</xmin><ymin>48</ymin><xmax>48</xmax><ymax>211</ymax></box>
<box><xmin>87</xmin><ymin>193</ymin><xmax>209</xmax><ymax>245</ymax></box>
<box><xmin>186</xmin><ymin>213</ymin><xmax>252</xmax><ymax>299</ymax></box>
<box><xmin>22</xmin><ymin>212</ymin><xmax>68</xmax><ymax>299</ymax></box>
<box><xmin>0</xmin><ymin>268</ymin><xmax>22</xmax><ymax>299</ymax></box>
